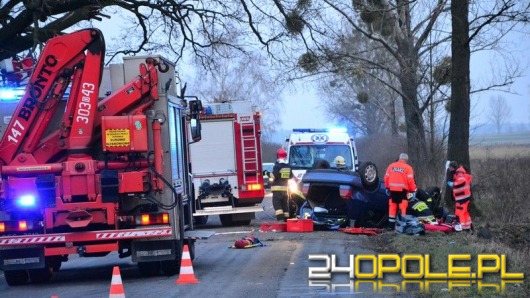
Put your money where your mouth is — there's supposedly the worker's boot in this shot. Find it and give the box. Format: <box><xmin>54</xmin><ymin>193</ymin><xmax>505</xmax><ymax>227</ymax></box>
<box><xmin>386</xmin><ymin>221</ymin><xmax>395</xmax><ymax>231</ymax></box>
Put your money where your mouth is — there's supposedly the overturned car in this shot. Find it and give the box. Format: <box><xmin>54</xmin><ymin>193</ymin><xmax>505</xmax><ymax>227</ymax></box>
<box><xmin>291</xmin><ymin>162</ymin><xmax>389</xmax><ymax>229</ymax></box>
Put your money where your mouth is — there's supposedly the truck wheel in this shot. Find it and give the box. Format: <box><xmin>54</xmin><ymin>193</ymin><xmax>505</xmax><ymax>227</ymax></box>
<box><xmin>194</xmin><ymin>215</ymin><xmax>208</xmax><ymax>225</ymax></box>
<box><xmin>359</xmin><ymin>161</ymin><xmax>379</xmax><ymax>191</ymax></box>
<box><xmin>50</xmin><ymin>256</ymin><xmax>62</xmax><ymax>272</ymax></box>
<box><xmin>234</xmin><ymin>219</ymin><xmax>251</xmax><ymax>226</ymax></box>
<box><xmin>138</xmin><ymin>261</ymin><xmax>161</xmax><ymax>276</ymax></box>
<box><xmin>161</xmin><ymin>257</ymin><xmax>180</xmax><ymax>276</ymax></box>
<box><xmin>28</xmin><ymin>267</ymin><xmax>53</xmax><ymax>283</ymax></box>
<box><xmin>161</xmin><ymin>239</ymin><xmax>183</xmax><ymax>276</ymax></box>
<box><xmin>219</xmin><ymin>214</ymin><xmax>234</xmax><ymax>226</ymax></box>
<box><xmin>185</xmin><ymin>239</ymin><xmax>196</xmax><ymax>261</ymax></box>
<box><xmin>4</xmin><ymin>270</ymin><xmax>29</xmax><ymax>286</ymax></box>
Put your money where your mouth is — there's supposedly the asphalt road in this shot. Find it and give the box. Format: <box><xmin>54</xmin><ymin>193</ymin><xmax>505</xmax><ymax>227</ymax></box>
<box><xmin>0</xmin><ymin>191</ymin><xmax>381</xmax><ymax>298</ymax></box>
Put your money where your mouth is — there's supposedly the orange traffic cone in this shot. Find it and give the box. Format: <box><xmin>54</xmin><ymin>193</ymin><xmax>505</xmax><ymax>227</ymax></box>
<box><xmin>109</xmin><ymin>266</ymin><xmax>126</xmax><ymax>298</ymax></box>
<box><xmin>176</xmin><ymin>244</ymin><xmax>199</xmax><ymax>284</ymax></box>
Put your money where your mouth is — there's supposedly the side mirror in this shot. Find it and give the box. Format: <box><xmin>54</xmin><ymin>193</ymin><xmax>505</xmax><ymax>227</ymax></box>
<box><xmin>188</xmin><ymin>99</ymin><xmax>203</xmax><ymax>114</ymax></box>
<box><xmin>190</xmin><ymin>118</ymin><xmax>201</xmax><ymax>142</ymax></box>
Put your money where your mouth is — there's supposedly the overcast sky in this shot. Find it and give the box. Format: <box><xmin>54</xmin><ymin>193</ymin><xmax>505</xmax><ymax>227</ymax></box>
<box><xmin>92</xmin><ymin>15</ymin><xmax>529</xmax><ymax>133</ymax></box>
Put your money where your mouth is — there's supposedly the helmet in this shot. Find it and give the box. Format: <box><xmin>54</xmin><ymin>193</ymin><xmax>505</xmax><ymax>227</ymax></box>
<box><xmin>276</xmin><ymin>148</ymin><xmax>287</xmax><ymax>159</ymax></box>
<box><xmin>334</xmin><ymin>156</ymin><xmax>346</xmax><ymax>168</ymax></box>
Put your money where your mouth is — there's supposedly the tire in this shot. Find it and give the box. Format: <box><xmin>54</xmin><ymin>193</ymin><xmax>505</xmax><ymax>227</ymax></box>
<box><xmin>186</xmin><ymin>239</ymin><xmax>196</xmax><ymax>261</ymax></box>
<box><xmin>161</xmin><ymin>258</ymin><xmax>180</xmax><ymax>276</ymax></box>
<box><xmin>161</xmin><ymin>239</ymin><xmax>183</xmax><ymax>276</ymax></box>
<box><xmin>194</xmin><ymin>215</ymin><xmax>208</xmax><ymax>225</ymax></box>
<box><xmin>359</xmin><ymin>161</ymin><xmax>379</xmax><ymax>191</ymax></box>
<box><xmin>219</xmin><ymin>214</ymin><xmax>234</xmax><ymax>226</ymax></box>
<box><xmin>138</xmin><ymin>261</ymin><xmax>161</xmax><ymax>276</ymax></box>
<box><xmin>50</xmin><ymin>256</ymin><xmax>62</xmax><ymax>272</ymax></box>
<box><xmin>233</xmin><ymin>219</ymin><xmax>251</xmax><ymax>226</ymax></box>
<box><xmin>4</xmin><ymin>270</ymin><xmax>29</xmax><ymax>286</ymax></box>
<box><xmin>28</xmin><ymin>267</ymin><xmax>52</xmax><ymax>283</ymax></box>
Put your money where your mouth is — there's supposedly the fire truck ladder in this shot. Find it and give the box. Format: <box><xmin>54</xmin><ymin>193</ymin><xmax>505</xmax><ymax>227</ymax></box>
<box><xmin>240</xmin><ymin>119</ymin><xmax>258</xmax><ymax>184</ymax></box>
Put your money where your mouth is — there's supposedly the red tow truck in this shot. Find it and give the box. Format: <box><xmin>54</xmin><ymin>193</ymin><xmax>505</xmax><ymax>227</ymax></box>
<box><xmin>0</xmin><ymin>28</ymin><xmax>211</xmax><ymax>285</ymax></box>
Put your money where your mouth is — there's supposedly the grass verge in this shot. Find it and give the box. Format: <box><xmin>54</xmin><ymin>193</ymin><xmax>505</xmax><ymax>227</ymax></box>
<box><xmin>365</xmin><ymin>229</ymin><xmax>529</xmax><ymax>297</ymax></box>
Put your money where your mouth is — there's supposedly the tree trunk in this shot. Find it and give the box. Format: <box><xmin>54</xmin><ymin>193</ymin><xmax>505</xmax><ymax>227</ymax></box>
<box><xmin>396</xmin><ymin>38</ymin><xmax>428</xmax><ymax>185</ymax></box>
<box><xmin>399</xmin><ymin>71</ymin><xmax>428</xmax><ymax>185</ymax></box>
<box><xmin>446</xmin><ymin>0</ymin><xmax>474</xmax><ymax>211</ymax></box>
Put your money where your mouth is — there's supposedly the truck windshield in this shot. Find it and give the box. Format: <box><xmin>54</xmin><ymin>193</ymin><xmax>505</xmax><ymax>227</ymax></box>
<box><xmin>288</xmin><ymin>145</ymin><xmax>353</xmax><ymax>170</ymax></box>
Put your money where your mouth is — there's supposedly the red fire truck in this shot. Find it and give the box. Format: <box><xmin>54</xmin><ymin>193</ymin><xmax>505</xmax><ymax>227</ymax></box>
<box><xmin>0</xmin><ymin>28</ymin><xmax>212</xmax><ymax>286</ymax></box>
<box><xmin>189</xmin><ymin>101</ymin><xmax>265</xmax><ymax>226</ymax></box>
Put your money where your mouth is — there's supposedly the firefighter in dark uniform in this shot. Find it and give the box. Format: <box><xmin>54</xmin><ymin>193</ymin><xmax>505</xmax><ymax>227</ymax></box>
<box><xmin>270</xmin><ymin>148</ymin><xmax>293</xmax><ymax>221</ymax></box>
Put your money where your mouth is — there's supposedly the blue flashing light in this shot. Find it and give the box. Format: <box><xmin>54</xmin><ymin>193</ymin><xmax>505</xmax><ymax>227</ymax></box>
<box><xmin>0</xmin><ymin>87</ymin><xmax>25</xmax><ymax>101</ymax></box>
<box><xmin>292</xmin><ymin>128</ymin><xmax>328</xmax><ymax>133</ymax></box>
<box><xmin>292</xmin><ymin>127</ymin><xmax>348</xmax><ymax>133</ymax></box>
<box><xmin>17</xmin><ymin>195</ymin><xmax>37</xmax><ymax>207</ymax></box>
<box><xmin>328</xmin><ymin>127</ymin><xmax>348</xmax><ymax>134</ymax></box>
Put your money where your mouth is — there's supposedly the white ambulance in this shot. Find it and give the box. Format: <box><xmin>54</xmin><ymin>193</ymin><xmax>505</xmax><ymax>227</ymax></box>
<box><xmin>284</xmin><ymin>128</ymin><xmax>360</xmax><ymax>183</ymax></box>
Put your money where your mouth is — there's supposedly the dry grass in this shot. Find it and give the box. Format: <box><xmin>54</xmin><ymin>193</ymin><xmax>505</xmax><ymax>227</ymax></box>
<box><xmin>364</xmin><ymin>144</ymin><xmax>530</xmax><ymax>297</ymax></box>
<box><xmin>470</xmin><ymin>144</ymin><xmax>530</xmax><ymax>160</ymax></box>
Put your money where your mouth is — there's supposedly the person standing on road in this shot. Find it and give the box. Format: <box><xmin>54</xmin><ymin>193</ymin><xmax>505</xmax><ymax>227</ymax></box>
<box><xmin>384</xmin><ymin>153</ymin><xmax>417</xmax><ymax>231</ymax></box>
<box><xmin>270</xmin><ymin>148</ymin><xmax>293</xmax><ymax>221</ymax></box>
<box><xmin>447</xmin><ymin>163</ymin><xmax>473</xmax><ymax>232</ymax></box>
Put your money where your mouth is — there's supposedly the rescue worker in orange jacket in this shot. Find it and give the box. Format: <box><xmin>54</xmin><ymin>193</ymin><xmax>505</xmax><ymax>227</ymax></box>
<box><xmin>270</xmin><ymin>148</ymin><xmax>293</xmax><ymax>221</ymax></box>
<box><xmin>447</xmin><ymin>163</ymin><xmax>473</xmax><ymax>232</ymax></box>
<box><xmin>384</xmin><ymin>153</ymin><xmax>417</xmax><ymax>230</ymax></box>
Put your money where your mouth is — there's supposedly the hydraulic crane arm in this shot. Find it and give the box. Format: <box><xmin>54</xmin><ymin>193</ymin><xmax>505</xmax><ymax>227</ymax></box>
<box><xmin>0</xmin><ymin>29</ymin><xmax>105</xmax><ymax>165</ymax></box>
<box><xmin>30</xmin><ymin>57</ymin><xmax>167</xmax><ymax>164</ymax></box>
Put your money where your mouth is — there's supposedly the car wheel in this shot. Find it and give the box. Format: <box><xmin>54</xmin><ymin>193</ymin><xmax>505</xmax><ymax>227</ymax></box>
<box><xmin>359</xmin><ymin>161</ymin><xmax>379</xmax><ymax>191</ymax></box>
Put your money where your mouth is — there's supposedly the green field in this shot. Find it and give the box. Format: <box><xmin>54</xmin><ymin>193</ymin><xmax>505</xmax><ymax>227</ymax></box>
<box><xmin>470</xmin><ymin>132</ymin><xmax>530</xmax><ymax>145</ymax></box>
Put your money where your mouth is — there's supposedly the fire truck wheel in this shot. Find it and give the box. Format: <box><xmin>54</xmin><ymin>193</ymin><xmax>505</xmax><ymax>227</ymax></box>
<box><xmin>220</xmin><ymin>215</ymin><xmax>251</xmax><ymax>226</ymax></box>
<box><xmin>4</xmin><ymin>270</ymin><xmax>29</xmax><ymax>286</ymax></box>
<box><xmin>138</xmin><ymin>261</ymin><xmax>161</xmax><ymax>276</ymax></box>
<box><xmin>219</xmin><ymin>214</ymin><xmax>235</xmax><ymax>226</ymax></box>
<box><xmin>28</xmin><ymin>265</ymin><xmax>53</xmax><ymax>283</ymax></box>
<box><xmin>235</xmin><ymin>219</ymin><xmax>251</xmax><ymax>226</ymax></box>
<box><xmin>50</xmin><ymin>256</ymin><xmax>62</xmax><ymax>272</ymax></box>
<box><xmin>194</xmin><ymin>215</ymin><xmax>209</xmax><ymax>225</ymax></box>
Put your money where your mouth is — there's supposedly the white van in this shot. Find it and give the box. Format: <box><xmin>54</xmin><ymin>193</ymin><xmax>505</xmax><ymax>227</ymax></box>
<box><xmin>284</xmin><ymin>128</ymin><xmax>360</xmax><ymax>182</ymax></box>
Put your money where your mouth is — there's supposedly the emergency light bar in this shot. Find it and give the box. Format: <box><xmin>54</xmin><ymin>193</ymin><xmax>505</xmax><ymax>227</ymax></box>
<box><xmin>292</xmin><ymin>127</ymin><xmax>348</xmax><ymax>133</ymax></box>
<box><xmin>0</xmin><ymin>87</ymin><xmax>71</xmax><ymax>101</ymax></box>
<box><xmin>0</xmin><ymin>87</ymin><xmax>25</xmax><ymax>101</ymax></box>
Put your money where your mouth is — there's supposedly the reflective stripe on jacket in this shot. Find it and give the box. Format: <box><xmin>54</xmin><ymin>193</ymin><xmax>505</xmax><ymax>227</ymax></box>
<box><xmin>384</xmin><ymin>160</ymin><xmax>417</xmax><ymax>192</ymax></box>
<box><xmin>271</xmin><ymin>161</ymin><xmax>292</xmax><ymax>192</ymax></box>
<box><xmin>452</xmin><ymin>166</ymin><xmax>472</xmax><ymax>202</ymax></box>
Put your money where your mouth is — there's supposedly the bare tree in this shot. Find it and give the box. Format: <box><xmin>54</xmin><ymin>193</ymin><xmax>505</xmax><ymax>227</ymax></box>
<box><xmin>0</xmin><ymin>1</ymin><xmax>286</xmax><ymax>64</ymax></box>
<box><xmin>487</xmin><ymin>95</ymin><xmax>512</xmax><ymax>134</ymax></box>
<box><xmin>190</xmin><ymin>50</ymin><xmax>283</xmax><ymax>140</ymax></box>
<box><xmin>317</xmin><ymin>29</ymin><xmax>401</xmax><ymax>136</ymax></box>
